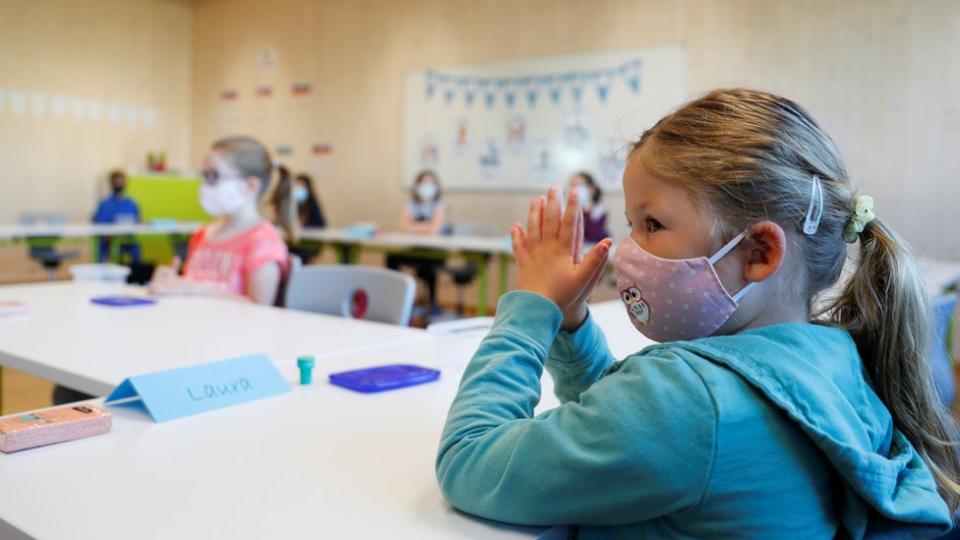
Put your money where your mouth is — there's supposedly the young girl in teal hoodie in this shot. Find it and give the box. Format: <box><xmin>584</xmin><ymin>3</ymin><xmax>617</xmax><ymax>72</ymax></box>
<box><xmin>436</xmin><ymin>89</ymin><xmax>959</xmax><ymax>538</ymax></box>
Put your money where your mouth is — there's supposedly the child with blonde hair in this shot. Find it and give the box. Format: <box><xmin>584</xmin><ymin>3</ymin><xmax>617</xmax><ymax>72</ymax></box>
<box><xmin>150</xmin><ymin>136</ymin><xmax>288</xmax><ymax>304</ymax></box>
<box><xmin>437</xmin><ymin>89</ymin><xmax>957</xmax><ymax>537</ymax></box>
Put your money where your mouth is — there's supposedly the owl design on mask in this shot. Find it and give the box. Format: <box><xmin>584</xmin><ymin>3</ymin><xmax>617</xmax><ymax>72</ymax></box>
<box><xmin>621</xmin><ymin>287</ymin><xmax>650</xmax><ymax>326</ymax></box>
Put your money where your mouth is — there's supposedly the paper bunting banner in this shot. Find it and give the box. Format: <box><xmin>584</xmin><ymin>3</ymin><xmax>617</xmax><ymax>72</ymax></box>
<box><xmin>424</xmin><ymin>58</ymin><xmax>642</xmax><ymax>108</ymax></box>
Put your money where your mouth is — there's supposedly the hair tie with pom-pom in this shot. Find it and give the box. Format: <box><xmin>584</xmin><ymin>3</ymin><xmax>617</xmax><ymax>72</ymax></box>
<box><xmin>844</xmin><ymin>195</ymin><xmax>875</xmax><ymax>243</ymax></box>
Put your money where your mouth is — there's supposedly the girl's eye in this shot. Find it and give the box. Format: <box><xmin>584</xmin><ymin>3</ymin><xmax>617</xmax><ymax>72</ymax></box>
<box><xmin>645</xmin><ymin>218</ymin><xmax>664</xmax><ymax>233</ymax></box>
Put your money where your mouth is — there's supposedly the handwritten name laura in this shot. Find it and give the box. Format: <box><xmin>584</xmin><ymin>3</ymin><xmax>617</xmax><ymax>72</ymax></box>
<box><xmin>186</xmin><ymin>378</ymin><xmax>254</xmax><ymax>401</ymax></box>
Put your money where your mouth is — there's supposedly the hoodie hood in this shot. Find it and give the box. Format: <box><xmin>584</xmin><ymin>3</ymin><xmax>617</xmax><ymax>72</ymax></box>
<box><xmin>647</xmin><ymin>323</ymin><xmax>952</xmax><ymax>538</ymax></box>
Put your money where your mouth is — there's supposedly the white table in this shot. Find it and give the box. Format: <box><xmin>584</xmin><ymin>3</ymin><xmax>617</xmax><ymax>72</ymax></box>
<box><xmin>0</xmin><ymin>336</ymin><xmax>549</xmax><ymax>540</ymax></box>
<box><xmin>0</xmin><ymin>222</ymin><xmax>203</xmax><ymax>265</ymax></box>
<box><xmin>0</xmin><ymin>286</ymin><xmax>640</xmax><ymax>539</ymax></box>
<box><xmin>919</xmin><ymin>258</ymin><xmax>960</xmax><ymax>294</ymax></box>
<box><xmin>299</xmin><ymin>228</ymin><xmax>513</xmax><ymax>316</ymax></box>
<box><xmin>0</xmin><ymin>282</ymin><xmax>425</xmax><ymax>398</ymax></box>
<box><xmin>0</xmin><ymin>223</ymin><xmax>202</xmax><ymax>240</ymax></box>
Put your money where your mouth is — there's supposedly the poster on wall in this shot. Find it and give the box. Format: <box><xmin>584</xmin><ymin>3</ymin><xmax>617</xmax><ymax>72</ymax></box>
<box><xmin>402</xmin><ymin>45</ymin><xmax>685</xmax><ymax>192</ymax></box>
<box><xmin>505</xmin><ymin>115</ymin><xmax>527</xmax><ymax>153</ymax></box>
<box><xmin>530</xmin><ymin>138</ymin><xmax>556</xmax><ymax>182</ymax></box>
<box><xmin>452</xmin><ymin>116</ymin><xmax>471</xmax><ymax>155</ymax></box>
<box><xmin>478</xmin><ymin>138</ymin><xmax>501</xmax><ymax>179</ymax></box>
<box><xmin>419</xmin><ymin>135</ymin><xmax>440</xmax><ymax>168</ymax></box>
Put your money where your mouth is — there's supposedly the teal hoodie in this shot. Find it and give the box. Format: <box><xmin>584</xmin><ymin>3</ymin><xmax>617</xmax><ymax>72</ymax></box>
<box><xmin>437</xmin><ymin>292</ymin><xmax>952</xmax><ymax>538</ymax></box>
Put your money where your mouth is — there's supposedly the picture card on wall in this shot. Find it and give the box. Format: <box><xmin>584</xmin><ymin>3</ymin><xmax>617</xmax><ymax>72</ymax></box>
<box><xmin>291</xmin><ymin>82</ymin><xmax>312</xmax><ymax>96</ymax></box>
<box><xmin>109</xmin><ymin>103</ymin><xmax>123</xmax><ymax>126</ymax></box>
<box><xmin>28</xmin><ymin>92</ymin><xmax>46</xmax><ymax>120</ymax></box>
<box><xmin>70</xmin><ymin>98</ymin><xmax>86</xmax><ymax>122</ymax></box>
<box><xmin>8</xmin><ymin>91</ymin><xmax>26</xmax><ymax>118</ymax></box>
<box><xmin>142</xmin><ymin>107</ymin><xmax>157</xmax><ymax>130</ymax></box>
<box><xmin>87</xmin><ymin>100</ymin><xmax>104</xmax><ymax>124</ymax></box>
<box><xmin>124</xmin><ymin>105</ymin><xmax>138</xmax><ymax>129</ymax></box>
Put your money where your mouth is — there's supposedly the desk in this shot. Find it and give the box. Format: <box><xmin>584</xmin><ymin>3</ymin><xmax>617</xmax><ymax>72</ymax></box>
<box><xmin>0</xmin><ymin>288</ymin><xmax>645</xmax><ymax>538</ymax></box>
<box><xmin>919</xmin><ymin>258</ymin><xmax>960</xmax><ymax>294</ymax></box>
<box><xmin>0</xmin><ymin>223</ymin><xmax>201</xmax><ymax>239</ymax></box>
<box><xmin>0</xmin><ymin>332</ymin><xmax>548</xmax><ymax>539</ymax></box>
<box><xmin>0</xmin><ymin>222</ymin><xmax>202</xmax><ymax>263</ymax></box>
<box><xmin>0</xmin><ymin>282</ymin><xmax>425</xmax><ymax>402</ymax></box>
<box><xmin>299</xmin><ymin>228</ymin><xmax>513</xmax><ymax>316</ymax></box>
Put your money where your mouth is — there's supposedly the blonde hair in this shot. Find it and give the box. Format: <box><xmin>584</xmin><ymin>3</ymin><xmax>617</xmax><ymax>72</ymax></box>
<box><xmin>635</xmin><ymin>88</ymin><xmax>960</xmax><ymax>512</ymax></box>
<box><xmin>212</xmin><ymin>136</ymin><xmax>272</xmax><ymax>196</ymax></box>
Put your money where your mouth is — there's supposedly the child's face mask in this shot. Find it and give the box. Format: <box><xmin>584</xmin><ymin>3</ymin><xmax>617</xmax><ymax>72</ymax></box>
<box><xmin>612</xmin><ymin>232</ymin><xmax>754</xmax><ymax>342</ymax></box>
<box><xmin>293</xmin><ymin>185</ymin><xmax>309</xmax><ymax>204</ymax></box>
<box><xmin>575</xmin><ymin>185</ymin><xmax>592</xmax><ymax>206</ymax></box>
<box><xmin>417</xmin><ymin>181</ymin><xmax>438</xmax><ymax>201</ymax></box>
<box><xmin>200</xmin><ymin>178</ymin><xmax>250</xmax><ymax>217</ymax></box>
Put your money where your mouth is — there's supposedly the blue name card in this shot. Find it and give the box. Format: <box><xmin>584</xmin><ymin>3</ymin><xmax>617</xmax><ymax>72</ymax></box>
<box><xmin>105</xmin><ymin>354</ymin><xmax>291</xmax><ymax>422</ymax></box>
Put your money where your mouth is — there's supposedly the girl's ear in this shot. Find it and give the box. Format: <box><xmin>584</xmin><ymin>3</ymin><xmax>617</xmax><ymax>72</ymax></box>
<box><xmin>743</xmin><ymin>220</ymin><xmax>786</xmax><ymax>283</ymax></box>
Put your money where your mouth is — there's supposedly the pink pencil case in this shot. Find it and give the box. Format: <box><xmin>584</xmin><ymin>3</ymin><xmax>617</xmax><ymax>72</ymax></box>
<box><xmin>0</xmin><ymin>404</ymin><xmax>111</xmax><ymax>453</ymax></box>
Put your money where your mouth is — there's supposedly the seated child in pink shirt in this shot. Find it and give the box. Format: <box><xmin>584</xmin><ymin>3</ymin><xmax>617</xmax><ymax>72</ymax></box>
<box><xmin>149</xmin><ymin>136</ymin><xmax>288</xmax><ymax>304</ymax></box>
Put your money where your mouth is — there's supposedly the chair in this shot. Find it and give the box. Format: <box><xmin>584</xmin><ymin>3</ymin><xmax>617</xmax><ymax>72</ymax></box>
<box><xmin>275</xmin><ymin>253</ymin><xmax>303</xmax><ymax>307</ymax></box>
<box><xmin>440</xmin><ymin>222</ymin><xmax>499</xmax><ymax>315</ymax></box>
<box><xmin>19</xmin><ymin>212</ymin><xmax>80</xmax><ymax>281</ymax></box>
<box><xmin>931</xmin><ymin>293</ymin><xmax>958</xmax><ymax>408</ymax></box>
<box><xmin>284</xmin><ymin>265</ymin><xmax>416</xmax><ymax>326</ymax></box>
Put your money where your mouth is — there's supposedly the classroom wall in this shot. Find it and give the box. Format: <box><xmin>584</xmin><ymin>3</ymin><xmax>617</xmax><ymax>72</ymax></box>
<box><xmin>0</xmin><ymin>0</ymin><xmax>193</xmax><ymax>223</ymax></box>
<box><xmin>190</xmin><ymin>0</ymin><xmax>960</xmax><ymax>260</ymax></box>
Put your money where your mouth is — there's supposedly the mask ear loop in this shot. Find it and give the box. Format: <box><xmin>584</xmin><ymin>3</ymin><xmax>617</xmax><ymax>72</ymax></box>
<box><xmin>708</xmin><ymin>231</ymin><xmax>755</xmax><ymax>303</ymax></box>
<box><xmin>708</xmin><ymin>231</ymin><xmax>747</xmax><ymax>265</ymax></box>
<box><xmin>803</xmin><ymin>174</ymin><xmax>824</xmax><ymax>235</ymax></box>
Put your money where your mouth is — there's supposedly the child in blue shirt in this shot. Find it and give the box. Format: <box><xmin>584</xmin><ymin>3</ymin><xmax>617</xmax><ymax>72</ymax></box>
<box><xmin>92</xmin><ymin>169</ymin><xmax>141</xmax><ymax>263</ymax></box>
<box><xmin>437</xmin><ymin>89</ymin><xmax>957</xmax><ymax>538</ymax></box>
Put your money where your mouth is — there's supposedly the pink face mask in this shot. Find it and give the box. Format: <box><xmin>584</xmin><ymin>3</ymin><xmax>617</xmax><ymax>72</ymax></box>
<box><xmin>613</xmin><ymin>232</ymin><xmax>755</xmax><ymax>342</ymax></box>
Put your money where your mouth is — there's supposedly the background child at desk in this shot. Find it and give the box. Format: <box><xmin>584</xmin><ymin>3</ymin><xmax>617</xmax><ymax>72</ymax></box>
<box><xmin>437</xmin><ymin>89</ymin><xmax>956</xmax><ymax>537</ymax></box>
<box><xmin>568</xmin><ymin>171</ymin><xmax>609</xmax><ymax>243</ymax></box>
<box><xmin>91</xmin><ymin>169</ymin><xmax>141</xmax><ymax>263</ymax></box>
<box><xmin>270</xmin><ymin>166</ymin><xmax>326</xmax><ymax>263</ymax></box>
<box><xmin>149</xmin><ymin>136</ymin><xmax>288</xmax><ymax>305</ymax></box>
<box><xmin>386</xmin><ymin>170</ymin><xmax>448</xmax><ymax>313</ymax></box>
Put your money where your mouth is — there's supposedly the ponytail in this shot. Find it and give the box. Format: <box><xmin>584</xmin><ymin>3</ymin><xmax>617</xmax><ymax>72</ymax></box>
<box><xmin>270</xmin><ymin>165</ymin><xmax>297</xmax><ymax>242</ymax></box>
<box><xmin>825</xmin><ymin>220</ymin><xmax>960</xmax><ymax>512</ymax></box>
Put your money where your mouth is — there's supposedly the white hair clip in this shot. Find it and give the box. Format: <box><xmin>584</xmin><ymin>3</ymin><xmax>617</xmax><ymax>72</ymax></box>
<box><xmin>803</xmin><ymin>174</ymin><xmax>824</xmax><ymax>235</ymax></box>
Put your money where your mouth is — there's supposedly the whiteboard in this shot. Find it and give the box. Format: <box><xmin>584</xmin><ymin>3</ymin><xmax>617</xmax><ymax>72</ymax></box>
<box><xmin>403</xmin><ymin>46</ymin><xmax>686</xmax><ymax>193</ymax></box>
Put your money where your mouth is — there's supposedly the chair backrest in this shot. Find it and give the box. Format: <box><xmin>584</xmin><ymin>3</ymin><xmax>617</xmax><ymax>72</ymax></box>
<box><xmin>275</xmin><ymin>253</ymin><xmax>303</xmax><ymax>307</ymax></box>
<box><xmin>931</xmin><ymin>293</ymin><xmax>958</xmax><ymax>407</ymax></box>
<box><xmin>18</xmin><ymin>211</ymin><xmax>69</xmax><ymax>226</ymax></box>
<box><xmin>284</xmin><ymin>265</ymin><xmax>416</xmax><ymax>326</ymax></box>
